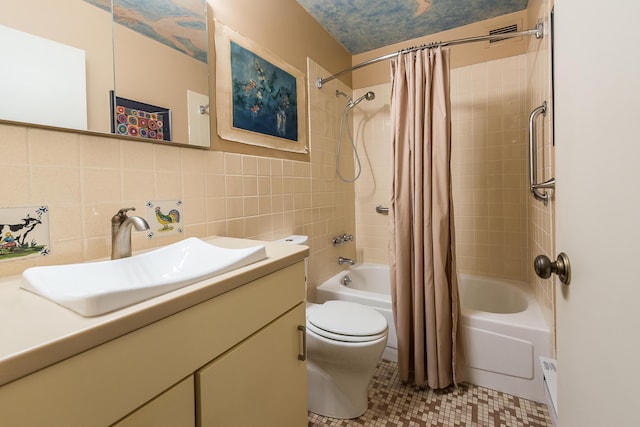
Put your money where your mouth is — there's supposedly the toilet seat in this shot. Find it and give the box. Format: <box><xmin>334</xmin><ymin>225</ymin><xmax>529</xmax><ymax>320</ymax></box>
<box><xmin>307</xmin><ymin>301</ymin><xmax>388</xmax><ymax>343</ymax></box>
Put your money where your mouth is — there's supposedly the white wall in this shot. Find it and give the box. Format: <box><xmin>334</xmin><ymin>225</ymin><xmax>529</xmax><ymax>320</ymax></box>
<box><xmin>554</xmin><ymin>0</ymin><xmax>640</xmax><ymax>424</ymax></box>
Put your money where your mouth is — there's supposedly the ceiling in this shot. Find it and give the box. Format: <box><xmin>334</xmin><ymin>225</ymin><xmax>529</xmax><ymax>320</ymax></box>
<box><xmin>295</xmin><ymin>0</ymin><xmax>529</xmax><ymax>54</ymax></box>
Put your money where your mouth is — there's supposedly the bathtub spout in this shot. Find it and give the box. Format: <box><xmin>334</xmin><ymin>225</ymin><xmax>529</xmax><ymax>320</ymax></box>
<box><xmin>338</xmin><ymin>256</ymin><xmax>355</xmax><ymax>266</ymax></box>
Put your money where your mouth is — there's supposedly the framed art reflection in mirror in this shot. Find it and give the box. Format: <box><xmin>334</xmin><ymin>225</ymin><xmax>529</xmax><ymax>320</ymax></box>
<box><xmin>110</xmin><ymin>92</ymin><xmax>172</xmax><ymax>142</ymax></box>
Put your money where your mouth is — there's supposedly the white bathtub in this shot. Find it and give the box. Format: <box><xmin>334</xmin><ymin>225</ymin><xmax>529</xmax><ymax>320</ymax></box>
<box><xmin>459</xmin><ymin>274</ymin><xmax>552</xmax><ymax>403</ymax></box>
<box><xmin>315</xmin><ymin>265</ymin><xmax>552</xmax><ymax>403</ymax></box>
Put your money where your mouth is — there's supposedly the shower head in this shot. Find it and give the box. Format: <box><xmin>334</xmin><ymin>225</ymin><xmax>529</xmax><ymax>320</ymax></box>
<box><xmin>350</xmin><ymin>91</ymin><xmax>376</xmax><ymax>107</ymax></box>
<box><xmin>336</xmin><ymin>90</ymin><xmax>375</xmax><ymax>109</ymax></box>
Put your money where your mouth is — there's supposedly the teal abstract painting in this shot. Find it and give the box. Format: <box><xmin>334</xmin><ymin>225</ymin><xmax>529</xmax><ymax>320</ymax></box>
<box><xmin>230</xmin><ymin>42</ymin><xmax>299</xmax><ymax>142</ymax></box>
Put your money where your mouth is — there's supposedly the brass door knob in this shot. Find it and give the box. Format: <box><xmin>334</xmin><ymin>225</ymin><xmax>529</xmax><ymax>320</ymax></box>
<box><xmin>534</xmin><ymin>252</ymin><xmax>571</xmax><ymax>285</ymax></box>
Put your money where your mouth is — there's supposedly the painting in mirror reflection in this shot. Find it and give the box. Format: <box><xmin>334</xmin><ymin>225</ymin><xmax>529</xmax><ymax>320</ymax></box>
<box><xmin>85</xmin><ymin>0</ymin><xmax>208</xmax><ymax>64</ymax></box>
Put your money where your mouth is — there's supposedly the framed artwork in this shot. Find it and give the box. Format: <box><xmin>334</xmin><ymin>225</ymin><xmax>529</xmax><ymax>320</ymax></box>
<box><xmin>214</xmin><ymin>20</ymin><xmax>308</xmax><ymax>153</ymax></box>
<box><xmin>110</xmin><ymin>91</ymin><xmax>172</xmax><ymax>141</ymax></box>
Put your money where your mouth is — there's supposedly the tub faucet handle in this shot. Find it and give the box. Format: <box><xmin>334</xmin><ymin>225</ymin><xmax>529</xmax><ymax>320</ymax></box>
<box><xmin>332</xmin><ymin>234</ymin><xmax>353</xmax><ymax>246</ymax></box>
<box><xmin>341</xmin><ymin>275</ymin><xmax>352</xmax><ymax>286</ymax></box>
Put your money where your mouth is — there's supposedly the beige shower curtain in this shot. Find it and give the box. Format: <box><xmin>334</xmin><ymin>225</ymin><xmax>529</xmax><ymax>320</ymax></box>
<box><xmin>389</xmin><ymin>47</ymin><xmax>465</xmax><ymax>389</ymax></box>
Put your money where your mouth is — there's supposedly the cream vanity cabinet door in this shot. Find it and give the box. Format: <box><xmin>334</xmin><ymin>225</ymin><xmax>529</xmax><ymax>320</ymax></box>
<box><xmin>111</xmin><ymin>376</ymin><xmax>195</xmax><ymax>427</ymax></box>
<box><xmin>196</xmin><ymin>303</ymin><xmax>307</xmax><ymax>427</ymax></box>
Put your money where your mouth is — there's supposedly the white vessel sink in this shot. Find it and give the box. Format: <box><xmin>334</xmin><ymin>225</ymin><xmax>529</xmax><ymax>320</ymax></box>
<box><xmin>20</xmin><ymin>238</ymin><xmax>267</xmax><ymax>317</ymax></box>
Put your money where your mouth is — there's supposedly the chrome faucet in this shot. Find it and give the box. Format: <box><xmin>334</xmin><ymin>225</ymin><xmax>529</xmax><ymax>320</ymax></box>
<box><xmin>338</xmin><ymin>256</ymin><xmax>355</xmax><ymax>266</ymax></box>
<box><xmin>111</xmin><ymin>207</ymin><xmax>150</xmax><ymax>260</ymax></box>
<box><xmin>332</xmin><ymin>233</ymin><xmax>354</xmax><ymax>246</ymax></box>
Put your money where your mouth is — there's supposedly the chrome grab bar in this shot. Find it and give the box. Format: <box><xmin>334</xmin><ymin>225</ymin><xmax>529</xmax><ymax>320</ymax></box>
<box><xmin>375</xmin><ymin>205</ymin><xmax>389</xmax><ymax>214</ymax></box>
<box><xmin>528</xmin><ymin>101</ymin><xmax>555</xmax><ymax>205</ymax></box>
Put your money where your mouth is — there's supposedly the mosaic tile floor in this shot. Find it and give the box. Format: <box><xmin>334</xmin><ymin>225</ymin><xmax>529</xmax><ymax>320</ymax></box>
<box><xmin>308</xmin><ymin>360</ymin><xmax>551</xmax><ymax>427</ymax></box>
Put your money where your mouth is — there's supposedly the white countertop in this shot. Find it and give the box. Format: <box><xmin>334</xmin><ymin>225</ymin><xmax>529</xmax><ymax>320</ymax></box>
<box><xmin>0</xmin><ymin>236</ymin><xmax>308</xmax><ymax>387</ymax></box>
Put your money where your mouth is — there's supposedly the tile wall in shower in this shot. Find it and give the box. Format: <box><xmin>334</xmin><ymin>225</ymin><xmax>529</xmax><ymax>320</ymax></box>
<box><xmin>352</xmin><ymin>55</ymin><xmax>531</xmax><ymax>283</ymax></box>
<box><xmin>450</xmin><ymin>54</ymin><xmax>530</xmax><ymax>282</ymax></box>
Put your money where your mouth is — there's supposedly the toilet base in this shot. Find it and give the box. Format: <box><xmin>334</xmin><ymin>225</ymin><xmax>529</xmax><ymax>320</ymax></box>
<box><xmin>306</xmin><ymin>333</ymin><xmax>387</xmax><ymax>419</ymax></box>
<box><xmin>307</xmin><ymin>363</ymin><xmax>369</xmax><ymax>419</ymax></box>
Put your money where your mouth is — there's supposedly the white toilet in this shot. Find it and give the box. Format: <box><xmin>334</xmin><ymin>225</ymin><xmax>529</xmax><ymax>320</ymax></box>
<box><xmin>273</xmin><ymin>235</ymin><xmax>388</xmax><ymax>418</ymax></box>
<box><xmin>306</xmin><ymin>300</ymin><xmax>388</xmax><ymax>419</ymax></box>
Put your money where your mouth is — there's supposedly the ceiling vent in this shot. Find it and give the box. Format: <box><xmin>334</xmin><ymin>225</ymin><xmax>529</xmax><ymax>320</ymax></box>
<box><xmin>489</xmin><ymin>24</ymin><xmax>518</xmax><ymax>43</ymax></box>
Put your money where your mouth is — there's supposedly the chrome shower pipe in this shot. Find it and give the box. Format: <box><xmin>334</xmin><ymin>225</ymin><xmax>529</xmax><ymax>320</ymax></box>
<box><xmin>336</xmin><ymin>89</ymin><xmax>350</xmax><ymax>100</ymax></box>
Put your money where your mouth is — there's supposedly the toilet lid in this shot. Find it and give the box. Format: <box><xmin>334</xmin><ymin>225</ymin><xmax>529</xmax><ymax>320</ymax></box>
<box><xmin>307</xmin><ymin>301</ymin><xmax>387</xmax><ymax>342</ymax></box>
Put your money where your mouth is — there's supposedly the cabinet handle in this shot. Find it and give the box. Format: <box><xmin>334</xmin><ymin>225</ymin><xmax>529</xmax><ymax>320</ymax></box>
<box><xmin>297</xmin><ymin>325</ymin><xmax>306</xmax><ymax>361</ymax></box>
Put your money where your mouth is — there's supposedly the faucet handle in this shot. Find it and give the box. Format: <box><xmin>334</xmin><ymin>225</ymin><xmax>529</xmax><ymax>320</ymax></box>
<box><xmin>118</xmin><ymin>207</ymin><xmax>136</xmax><ymax>216</ymax></box>
<box><xmin>112</xmin><ymin>207</ymin><xmax>136</xmax><ymax>224</ymax></box>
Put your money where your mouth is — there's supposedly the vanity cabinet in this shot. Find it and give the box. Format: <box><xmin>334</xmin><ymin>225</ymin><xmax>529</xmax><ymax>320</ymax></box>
<box><xmin>111</xmin><ymin>376</ymin><xmax>195</xmax><ymax>427</ymax></box>
<box><xmin>0</xmin><ymin>261</ymin><xmax>307</xmax><ymax>427</ymax></box>
<box><xmin>197</xmin><ymin>303</ymin><xmax>307</xmax><ymax>426</ymax></box>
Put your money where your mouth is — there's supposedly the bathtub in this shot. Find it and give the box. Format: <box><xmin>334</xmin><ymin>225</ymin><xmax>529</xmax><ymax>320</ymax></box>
<box><xmin>459</xmin><ymin>274</ymin><xmax>552</xmax><ymax>403</ymax></box>
<box><xmin>315</xmin><ymin>265</ymin><xmax>552</xmax><ymax>403</ymax></box>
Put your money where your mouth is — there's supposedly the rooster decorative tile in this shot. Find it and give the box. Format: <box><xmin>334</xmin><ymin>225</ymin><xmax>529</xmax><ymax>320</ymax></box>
<box><xmin>145</xmin><ymin>200</ymin><xmax>183</xmax><ymax>238</ymax></box>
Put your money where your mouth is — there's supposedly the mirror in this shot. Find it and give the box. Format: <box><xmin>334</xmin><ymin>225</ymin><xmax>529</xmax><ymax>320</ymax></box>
<box><xmin>0</xmin><ymin>0</ymin><xmax>210</xmax><ymax>148</ymax></box>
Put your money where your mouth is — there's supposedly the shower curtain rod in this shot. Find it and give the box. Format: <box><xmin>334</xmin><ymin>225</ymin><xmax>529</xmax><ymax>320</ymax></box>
<box><xmin>316</xmin><ymin>22</ymin><xmax>544</xmax><ymax>88</ymax></box>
